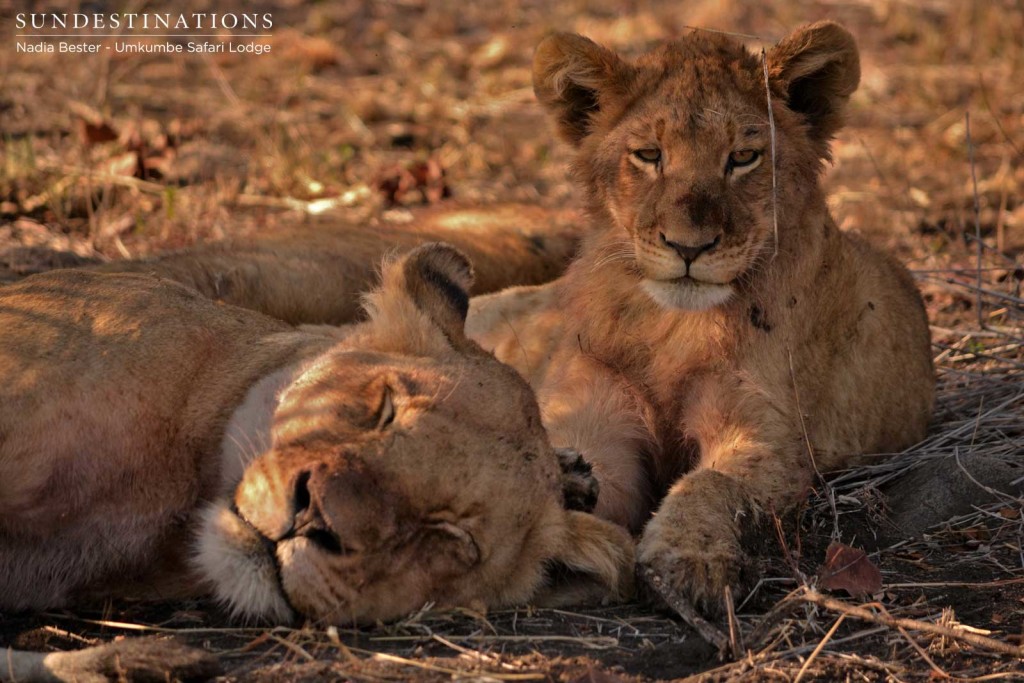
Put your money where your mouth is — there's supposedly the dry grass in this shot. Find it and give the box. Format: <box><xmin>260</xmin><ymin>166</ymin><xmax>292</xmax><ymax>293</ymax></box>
<box><xmin>2</xmin><ymin>0</ymin><xmax>1023</xmax><ymax>680</ymax></box>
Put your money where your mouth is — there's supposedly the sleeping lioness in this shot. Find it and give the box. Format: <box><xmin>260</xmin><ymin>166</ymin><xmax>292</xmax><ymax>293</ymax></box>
<box><xmin>0</xmin><ymin>244</ymin><xmax>632</xmax><ymax>628</ymax></box>
<box><xmin>467</xmin><ymin>22</ymin><xmax>935</xmax><ymax>614</ymax></box>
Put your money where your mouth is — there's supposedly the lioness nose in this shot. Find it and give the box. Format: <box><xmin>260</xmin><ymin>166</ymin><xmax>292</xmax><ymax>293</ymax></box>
<box><xmin>288</xmin><ymin>470</ymin><xmax>345</xmax><ymax>554</ymax></box>
<box><xmin>660</xmin><ymin>232</ymin><xmax>721</xmax><ymax>265</ymax></box>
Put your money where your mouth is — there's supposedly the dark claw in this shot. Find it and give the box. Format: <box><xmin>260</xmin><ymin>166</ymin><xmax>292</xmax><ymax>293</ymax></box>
<box><xmin>555</xmin><ymin>447</ymin><xmax>599</xmax><ymax>512</ymax></box>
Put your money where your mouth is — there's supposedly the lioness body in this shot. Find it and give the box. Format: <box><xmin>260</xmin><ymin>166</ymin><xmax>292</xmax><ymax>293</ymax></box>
<box><xmin>469</xmin><ymin>23</ymin><xmax>934</xmax><ymax>610</ymax></box>
<box><xmin>0</xmin><ymin>246</ymin><xmax>632</xmax><ymax>624</ymax></box>
<box><xmin>0</xmin><ymin>272</ymin><xmax>315</xmax><ymax>609</ymax></box>
<box><xmin>2</xmin><ymin>203</ymin><xmax>582</xmax><ymax>325</ymax></box>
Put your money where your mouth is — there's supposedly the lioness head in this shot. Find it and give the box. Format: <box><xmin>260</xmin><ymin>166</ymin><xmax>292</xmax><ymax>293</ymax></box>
<box><xmin>533</xmin><ymin>22</ymin><xmax>859</xmax><ymax>310</ymax></box>
<box><xmin>196</xmin><ymin>244</ymin><xmax>632</xmax><ymax>624</ymax></box>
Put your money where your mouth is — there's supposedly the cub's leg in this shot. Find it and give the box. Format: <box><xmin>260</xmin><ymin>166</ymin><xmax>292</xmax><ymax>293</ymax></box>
<box><xmin>637</xmin><ymin>372</ymin><xmax>808</xmax><ymax>615</ymax></box>
<box><xmin>538</xmin><ymin>354</ymin><xmax>658</xmax><ymax>533</ymax></box>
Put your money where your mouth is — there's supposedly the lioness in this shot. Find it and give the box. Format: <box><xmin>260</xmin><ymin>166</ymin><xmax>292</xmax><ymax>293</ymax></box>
<box><xmin>1</xmin><ymin>203</ymin><xmax>583</xmax><ymax>325</ymax></box>
<box><xmin>0</xmin><ymin>245</ymin><xmax>632</xmax><ymax>628</ymax></box>
<box><xmin>467</xmin><ymin>22</ymin><xmax>934</xmax><ymax>613</ymax></box>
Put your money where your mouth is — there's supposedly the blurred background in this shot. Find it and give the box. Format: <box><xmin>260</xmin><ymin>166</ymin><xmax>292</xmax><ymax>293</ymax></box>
<box><xmin>1</xmin><ymin>1</ymin><xmax>1022</xmax><ymax>335</ymax></box>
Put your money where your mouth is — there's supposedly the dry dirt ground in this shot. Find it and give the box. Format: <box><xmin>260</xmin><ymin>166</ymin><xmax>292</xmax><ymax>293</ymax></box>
<box><xmin>2</xmin><ymin>0</ymin><xmax>1024</xmax><ymax>680</ymax></box>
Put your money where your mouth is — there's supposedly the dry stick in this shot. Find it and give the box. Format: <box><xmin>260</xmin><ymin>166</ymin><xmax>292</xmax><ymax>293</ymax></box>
<box><xmin>642</xmin><ymin>568</ymin><xmax>729</xmax><ymax>652</ymax></box>
<box><xmin>954</xmin><ymin>446</ymin><xmax>1022</xmax><ymax>505</ymax></box>
<box><xmin>877</xmin><ymin>607</ymin><xmax>952</xmax><ymax>680</ymax></box>
<box><xmin>886</xmin><ymin>578</ymin><xmax>1024</xmax><ymax>589</ymax></box>
<box><xmin>745</xmin><ymin>589</ymin><xmax>803</xmax><ymax>650</ymax></box>
<box><xmin>801</xmin><ymin>589</ymin><xmax>1024</xmax><ymax>658</ymax></box>
<box><xmin>723</xmin><ymin>586</ymin><xmax>743</xmax><ymax>660</ymax></box>
<box><xmin>761</xmin><ymin>49</ymin><xmax>779</xmax><ymax>258</ymax></box>
<box><xmin>793</xmin><ymin>614</ymin><xmax>845</xmax><ymax>683</ymax></box>
<box><xmin>268</xmin><ymin>633</ymin><xmax>316</xmax><ymax>662</ymax></box>
<box><xmin>347</xmin><ymin>646</ymin><xmax>545</xmax><ymax>681</ymax></box>
<box><xmin>966</xmin><ymin>111</ymin><xmax>985</xmax><ymax>330</ymax></box>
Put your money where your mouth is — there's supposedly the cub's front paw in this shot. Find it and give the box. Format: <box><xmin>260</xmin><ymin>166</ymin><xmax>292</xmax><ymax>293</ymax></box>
<box><xmin>555</xmin><ymin>447</ymin><xmax>599</xmax><ymax>513</ymax></box>
<box><xmin>638</xmin><ymin>518</ymin><xmax>747</xmax><ymax>617</ymax></box>
<box><xmin>637</xmin><ymin>473</ymin><xmax>753</xmax><ymax>617</ymax></box>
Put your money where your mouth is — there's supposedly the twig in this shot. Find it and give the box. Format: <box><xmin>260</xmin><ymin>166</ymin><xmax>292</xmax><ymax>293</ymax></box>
<box><xmin>886</xmin><ymin>577</ymin><xmax>1024</xmax><ymax>589</ymax></box>
<box><xmin>347</xmin><ymin>647</ymin><xmax>545</xmax><ymax>681</ymax></box>
<box><xmin>267</xmin><ymin>633</ymin><xmax>315</xmax><ymax>662</ymax></box>
<box><xmin>801</xmin><ymin>589</ymin><xmax>1024</xmax><ymax>657</ymax></box>
<box><xmin>745</xmin><ymin>589</ymin><xmax>802</xmax><ymax>650</ymax></box>
<box><xmin>642</xmin><ymin>568</ymin><xmax>730</xmax><ymax>652</ymax></box>
<box><xmin>793</xmin><ymin>615</ymin><xmax>845</xmax><ymax>683</ymax></box>
<box><xmin>879</xmin><ymin>606</ymin><xmax>951</xmax><ymax>679</ymax></box>
<box><xmin>954</xmin><ymin>446</ymin><xmax>1022</xmax><ymax>505</ymax></box>
<box><xmin>723</xmin><ymin>586</ymin><xmax>743</xmax><ymax>660</ymax></box>
<box><xmin>966</xmin><ymin>111</ymin><xmax>984</xmax><ymax>329</ymax></box>
<box><xmin>761</xmin><ymin>49</ymin><xmax>779</xmax><ymax>257</ymax></box>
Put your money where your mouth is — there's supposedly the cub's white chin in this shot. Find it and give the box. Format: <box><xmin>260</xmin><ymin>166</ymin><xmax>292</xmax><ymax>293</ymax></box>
<box><xmin>642</xmin><ymin>278</ymin><xmax>733</xmax><ymax>311</ymax></box>
<box><xmin>193</xmin><ymin>503</ymin><xmax>294</xmax><ymax>624</ymax></box>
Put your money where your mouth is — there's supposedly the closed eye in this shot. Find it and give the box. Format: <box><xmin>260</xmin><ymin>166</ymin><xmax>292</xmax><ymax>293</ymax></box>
<box><xmin>376</xmin><ymin>385</ymin><xmax>396</xmax><ymax>430</ymax></box>
<box><xmin>632</xmin><ymin>148</ymin><xmax>661</xmax><ymax>165</ymax></box>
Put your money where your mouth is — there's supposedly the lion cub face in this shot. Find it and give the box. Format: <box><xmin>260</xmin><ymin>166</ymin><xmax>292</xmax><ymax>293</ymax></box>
<box><xmin>197</xmin><ymin>245</ymin><xmax>632</xmax><ymax>623</ymax></box>
<box><xmin>533</xmin><ymin>24</ymin><xmax>859</xmax><ymax>309</ymax></box>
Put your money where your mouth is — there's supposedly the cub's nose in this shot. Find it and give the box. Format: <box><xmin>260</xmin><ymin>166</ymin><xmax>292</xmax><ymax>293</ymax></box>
<box><xmin>659</xmin><ymin>232</ymin><xmax>721</xmax><ymax>266</ymax></box>
<box><xmin>288</xmin><ymin>469</ymin><xmax>345</xmax><ymax>554</ymax></box>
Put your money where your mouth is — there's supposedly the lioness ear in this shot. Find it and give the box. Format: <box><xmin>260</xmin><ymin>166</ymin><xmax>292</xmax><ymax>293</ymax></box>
<box><xmin>768</xmin><ymin>21</ymin><xmax>860</xmax><ymax>159</ymax></box>
<box><xmin>401</xmin><ymin>242</ymin><xmax>474</xmax><ymax>343</ymax></box>
<box><xmin>533</xmin><ymin>33</ymin><xmax>634</xmax><ymax>146</ymax></box>
<box><xmin>420</xmin><ymin>521</ymin><xmax>481</xmax><ymax>574</ymax></box>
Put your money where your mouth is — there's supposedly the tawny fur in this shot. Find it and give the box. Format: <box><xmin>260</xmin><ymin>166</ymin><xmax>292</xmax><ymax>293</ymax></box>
<box><xmin>0</xmin><ymin>203</ymin><xmax>582</xmax><ymax>325</ymax></box>
<box><xmin>468</xmin><ymin>22</ymin><xmax>934</xmax><ymax>613</ymax></box>
<box><xmin>0</xmin><ymin>244</ymin><xmax>632</xmax><ymax>628</ymax></box>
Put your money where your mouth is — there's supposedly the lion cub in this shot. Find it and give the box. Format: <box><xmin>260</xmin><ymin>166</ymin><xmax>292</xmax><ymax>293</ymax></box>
<box><xmin>0</xmin><ymin>244</ymin><xmax>632</xmax><ymax>626</ymax></box>
<box><xmin>468</xmin><ymin>22</ymin><xmax>934</xmax><ymax>613</ymax></box>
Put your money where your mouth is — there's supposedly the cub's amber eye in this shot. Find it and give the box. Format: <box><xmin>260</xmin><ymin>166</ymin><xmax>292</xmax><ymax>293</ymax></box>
<box><xmin>632</xmin><ymin>148</ymin><xmax>662</xmax><ymax>164</ymax></box>
<box><xmin>728</xmin><ymin>149</ymin><xmax>760</xmax><ymax>168</ymax></box>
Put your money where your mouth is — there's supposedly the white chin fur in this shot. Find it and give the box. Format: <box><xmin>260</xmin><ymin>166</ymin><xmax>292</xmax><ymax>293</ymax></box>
<box><xmin>642</xmin><ymin>279</ymin><xmax>733</xmax><ymax>311</ymax></box>
<box><xmin>193</xmin><ymin>503</ymin><xmax>293</xmax><ymax>624</ymax></box>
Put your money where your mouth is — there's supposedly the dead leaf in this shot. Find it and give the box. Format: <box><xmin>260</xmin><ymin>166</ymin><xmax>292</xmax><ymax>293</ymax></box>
<box><xmin>374</xmin><ymin>158</ymin><xmax>450</xmax><ymax>207</ymax></box>
<box><xmin>78</xmin><ymin>119</ymin><xmax>119</xmax><ymax>146</ymax></box>
<box><xmin>818</xmin><ymin>541</ymin><xmax>882</xmax><ymax>598</ymax></box>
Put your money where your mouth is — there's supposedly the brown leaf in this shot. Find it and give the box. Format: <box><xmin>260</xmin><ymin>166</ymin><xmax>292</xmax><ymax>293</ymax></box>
<box><xmin>78</xmin><ymin>119</ymin><xmax>119</xmax><ymax>146</ymax></box>
<box><xmin>373</xmin><ymin>158</ymin><xmax>450</xmax><ymax>207</ymax></box>
<box><xmin>818</xmin><ymin>541</ymin><xmax>882</xmax><ymax>598</ymax></box>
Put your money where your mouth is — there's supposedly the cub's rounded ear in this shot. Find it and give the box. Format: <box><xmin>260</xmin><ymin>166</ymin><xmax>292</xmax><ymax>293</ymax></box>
<box><xmin>401</xmin><ymin>242</ymin><xmax>475</xmax><ymax>343</ymax></box>
<box><xmin>768</xmin><ymin>21</ymin><xmax>860</xmax><ymax>159</ymax></box>
<box><xmin>533</xmin><ymin>32</ymin><xmax>635</xmax><ymax>147</ymax></box>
